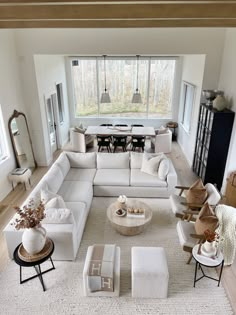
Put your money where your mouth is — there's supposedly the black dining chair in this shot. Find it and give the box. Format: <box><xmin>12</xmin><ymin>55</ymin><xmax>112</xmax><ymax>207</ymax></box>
<box><xmin>113</xmin><ymin>124</ymin><xmax>128</xmax><ymax>153</ymax></box>
<box><xmin>130</xmin><ymin>124</ymin><xmax>145</xmax><ymax>152</ymax></box>
<box><xmin>97</xmin><ymin>124</ymin><xmax>113</xmax><ymax>152</ymax></box>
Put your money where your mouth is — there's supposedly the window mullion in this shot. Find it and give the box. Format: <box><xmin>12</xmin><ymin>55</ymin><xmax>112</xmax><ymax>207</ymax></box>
<box><xmin>96</xmin><ymin>58</ymin><xmax>100</xmax><ymax>117</ymax></box>
<box><xmin>146</xmin><ymin>57</ymin><xmax>151</xmax><ymax>118</ymax></box>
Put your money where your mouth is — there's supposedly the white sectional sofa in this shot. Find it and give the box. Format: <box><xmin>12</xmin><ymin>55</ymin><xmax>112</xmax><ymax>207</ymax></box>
<box><xmin>4</xmin><ymin>151</ymin><xmax>177</xmax><ymax>261</ymax></box>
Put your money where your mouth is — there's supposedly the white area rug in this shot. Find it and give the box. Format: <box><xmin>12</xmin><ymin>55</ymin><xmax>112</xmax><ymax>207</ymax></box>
<box><xmin>0</xmin><ymin>197</ymin><xmax>233</xmax><ymax>315</ymax></box>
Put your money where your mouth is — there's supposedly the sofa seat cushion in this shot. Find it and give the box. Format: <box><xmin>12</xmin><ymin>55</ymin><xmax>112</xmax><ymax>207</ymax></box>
<box><xmin>65</xmin><ymin>201</ymin><xmax>87</xmax><ymax>230</ymax></box>
<box><xmin>58</xmin><ymin>181</ymin><xmax>93</xmax><ymax>205</ymax></box>
<box><xmin>94</xmin><ymin>169</ymin><xmax>130</xmax><ymax>186</ymax></box>
<box><xmin>130</xmin><ymin>169</ymin><xmax>167</xmax><ymax>187</ymax></box>
<box><xmin>65</xmin><ymin>168</ymin><xmax>96</xmax><ymax>182</ymax></box>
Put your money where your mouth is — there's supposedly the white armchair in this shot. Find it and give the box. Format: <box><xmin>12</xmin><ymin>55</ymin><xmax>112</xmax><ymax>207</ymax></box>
<box><xmin>151</xmin><ymin>129</ymin><xmax>172</xmax><ymax>153</ymax></box>
<box><xmin>70</xmin><ymin>128</ymin><xmax>95</xmax><ymax>153</ymax></box>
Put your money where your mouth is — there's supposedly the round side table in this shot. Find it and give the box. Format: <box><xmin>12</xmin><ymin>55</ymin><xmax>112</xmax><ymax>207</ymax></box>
<box><xmin>13</xmin><ymin>238</ymin><xmax>55</xmax><ymax>291</ymax></box>
<box><xmin>166</xmin><ymin>122</ymin><xmax>178</xmax><ymax>141</ymax></box>
<box><xmin>192</xmin><ymin>244</ymin><xmax>224</xmax><ymax>287</ymax></box>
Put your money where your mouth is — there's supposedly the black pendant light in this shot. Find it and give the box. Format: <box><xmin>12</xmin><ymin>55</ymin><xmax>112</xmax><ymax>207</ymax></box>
<box><xmin>132</xmin><ymin>55</ymin><xmax>142</xmax><ymax>103</ymax></box>
<box><xmin>100</xmin><ymin>55</ymin><xmax>111</xmax><ymax>103</ymax></box>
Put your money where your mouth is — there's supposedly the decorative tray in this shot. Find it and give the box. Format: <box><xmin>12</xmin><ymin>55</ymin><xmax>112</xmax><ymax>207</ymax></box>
<box><xmin>18</xmin><ymin>238</ymin><xmax>53</xmax><ymax>262</ymax></box>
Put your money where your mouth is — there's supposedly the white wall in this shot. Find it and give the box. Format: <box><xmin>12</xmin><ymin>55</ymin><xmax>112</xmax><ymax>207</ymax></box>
<box><xmin>13</xmin><ymin>28</ymin><xmax>225</xmax><ymax>160</ymax></box>
<box><xmin>0</xmin><ymin>30</ymin><xmax>26</xmax><ymax>201</ymax></box>
<box><xmin>218</xmin><ymin>29</ymin><xmax>236</xmax><ymax>193</ymax></box>
<box><xmin>177</xmin><ymin>55</ymin><xmax>206</xmax><ymax>165</ymax></box>
<box><xmin>34</xmin><ymin>55</ymin><xmax>70</xmax><ymax>164</ymax></box>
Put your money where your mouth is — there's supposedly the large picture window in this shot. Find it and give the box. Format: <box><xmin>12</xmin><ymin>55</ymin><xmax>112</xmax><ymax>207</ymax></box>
<box><xmin>71</xmin><ymin>57</ymin><xmax>176</xmax><ymax>118</ymax></box>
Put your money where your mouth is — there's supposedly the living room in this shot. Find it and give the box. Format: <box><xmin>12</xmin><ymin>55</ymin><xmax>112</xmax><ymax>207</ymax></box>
<box><xmin>0</xmin><ymin>25</ymin><xmax>236</xmax><ymax>314</ymax></box>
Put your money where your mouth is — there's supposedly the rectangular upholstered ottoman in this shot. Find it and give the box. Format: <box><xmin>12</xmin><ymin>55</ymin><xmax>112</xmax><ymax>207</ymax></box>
<box><xmin>132</xmin><ymin>246</ymin><xmax>169</xmax><ymax>298</ymax></box>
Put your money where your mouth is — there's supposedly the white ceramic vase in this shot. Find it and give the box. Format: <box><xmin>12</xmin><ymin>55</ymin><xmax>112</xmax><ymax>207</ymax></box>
<box><xmin>202</xmin><ymin>240</ymin><xmax>217</xmax><ymax>257</ymax></box>
<box><xmin>22</xmin><ymin>225</ymin><xmax>47</xmax><ymax>255</ymax></box>
<box><xmin>213</xmin><ymin>95</ymin><xmax>227</xmax><ymax>111</ymax></box>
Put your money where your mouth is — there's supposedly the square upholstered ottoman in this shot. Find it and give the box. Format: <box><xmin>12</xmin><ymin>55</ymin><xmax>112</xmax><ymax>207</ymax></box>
<box><xmin>132</xmin><ymin>247</ymin><xmax>169</xmax><ymax>298</ymax></box>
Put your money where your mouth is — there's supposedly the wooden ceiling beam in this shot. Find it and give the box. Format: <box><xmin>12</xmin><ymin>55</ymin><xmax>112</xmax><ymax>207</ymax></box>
<box><xmin>1</xmin><ymin>3</ymin><xmax>236</xmax><ymax>20</ymax></box>
<box><xmin>0</xmin><ymin>0</ymin><xmax>234</xmax><ymax>3</ymax></box>
<box><xmin>1</xmin><ymin>19</ymin><xmax>236</xmax><ymax>28</ymax></box>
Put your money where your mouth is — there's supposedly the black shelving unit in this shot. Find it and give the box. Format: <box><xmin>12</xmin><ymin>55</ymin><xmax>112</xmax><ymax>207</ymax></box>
<box><xmin>192</xmin><ymin>103</ymin><xmax>235</xmax><ymax>190</ymax></box>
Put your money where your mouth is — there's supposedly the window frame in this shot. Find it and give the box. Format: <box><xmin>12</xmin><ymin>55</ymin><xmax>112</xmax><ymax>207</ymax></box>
<box><xmin>70</xmin><ymin>56</ymin><xmax>178</xmax><ymax>119</ymax></box>
<box><xmin>181</xmin><ymin>81</ymin><xmax>195</xmax><ymax>133</ymax></box>
<box><xmin>0</xmin><ymin>105</ymin><xmax>9</xmax><ymax>163</ymax></box>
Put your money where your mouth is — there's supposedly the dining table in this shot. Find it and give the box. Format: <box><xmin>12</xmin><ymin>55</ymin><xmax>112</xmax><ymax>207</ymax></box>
<box><xmin>85</xmin><ymin>125</ymin><xmax>155</xmax><ymax>137</ymax></box>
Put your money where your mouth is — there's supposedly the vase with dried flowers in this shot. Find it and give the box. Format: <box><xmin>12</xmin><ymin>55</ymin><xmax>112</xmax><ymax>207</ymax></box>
<box><xmin>12</xmin><ymin>199</ymin><xmax>46</xmax><ymax>255</ymax></box>
<box><xmin>201</xmin><ymin>229</ymin><xmax>219</xmax><ymax>257</ymax></box>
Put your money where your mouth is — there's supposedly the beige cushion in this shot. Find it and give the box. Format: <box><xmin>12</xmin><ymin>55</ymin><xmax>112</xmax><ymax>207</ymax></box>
<box><xmin>94</xmin><ymin>169</ymin><xmax>130</xmax><ymax>186</ymax></box>
<box><xmin>74</xmin><ymin>126</ymin><xmax>85</xmax><ymax>134</ymax></box>
<box><xmin>130</xmin><ymin>169</ymin><xmax>167</xmax><ymax>187</ymax></box>
<box><xmin>130</xmin><ymin>152</ymin><xmax>143</xmax><ymax>169</ymax></box>
<box><xmin>66</xmin><ymin>152</ymin><xmax>96</xmax><ymax>168</ymax></box>
<box><xmin>158</xmin><ymin>159</ymin><xmax>169</xmax><ymax>180</ymax></box>
<box><xmin>41</xmin><ymin>188</ymin><xmax>66</xmax><ymax>208</ymax></box>
<box><xmin>58</xmin><ymin>180</ymin><xmax>93</xmax><ymax>206</ymax></box>
<box><xmin>43</xmin><ymin>208</ymin><xmax>74</xmax><ymax>224</ymax></box>
<box><xmin>177</xmin><ymin>220</ymin><xmax>196</xmax><ymax>248</ymax></box>
<box><xmin>43</xmin><ymin>164</ymin><xmax>64</xmax><ymax>193</ymax></box>
<box><xmin>65</xmin><ymin>168</ymin><xmax>96</xmax><ymax>182</ymax></box>
<box><xmin>170</xmin><ymin>194</ymin><xmax>187</xmax><ymax>216</ymax></box>
<box><xmin>97</xmin><ymin>152</ymin><xmax>130</xmax><ymax>169</ymax></box>
<box><xmin>194</xmin><ymin>203</ymin><xmax>219</xmax><ymax>235</ymax></box>
<box><xmin>141</xmin><ymin>152</ymin><xmax>165</xmax><ymax>176</ymax></box>
<box><xmin>186</xmin><ymin>179</ymin><xmax>208</xmax><ymax>208</ymax></box>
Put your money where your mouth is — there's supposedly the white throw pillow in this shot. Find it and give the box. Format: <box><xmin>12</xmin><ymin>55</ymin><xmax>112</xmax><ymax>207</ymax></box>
<box><xmin>158</xmin><ymin>158</ymin><xmax>170</xmax><ymax>180</ymax></box>
<box><xmin>157</xmin><ymin>126</ymin><xmax>169</xmax><ymax>135</ymax></box>
<box><xmin>41</xmin><ymin>189</ymin><xmax>66</xmax><ymax>209</ymax></box>
<box><xmin>141</xmin><ymin>152</ymin><xmax>165</xmax><ymax>176</ymax></box>
<box><xmin>42</xmin><ymin>207</ymin><xmax>74</xmax><ymax>224</ymax></box>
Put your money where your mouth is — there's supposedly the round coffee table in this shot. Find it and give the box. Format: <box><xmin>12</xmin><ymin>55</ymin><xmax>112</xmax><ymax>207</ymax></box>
<box><xmin>107</xmin><ymin>199</ymin><xmax>152</xmax><ymax>236</ymax></box>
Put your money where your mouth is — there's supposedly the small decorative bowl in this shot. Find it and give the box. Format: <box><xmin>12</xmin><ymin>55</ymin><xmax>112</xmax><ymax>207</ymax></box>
<box><xmin>115</xmin><ymin>209</ymin><xmax>126</xmax><ymax>217</ymax></box>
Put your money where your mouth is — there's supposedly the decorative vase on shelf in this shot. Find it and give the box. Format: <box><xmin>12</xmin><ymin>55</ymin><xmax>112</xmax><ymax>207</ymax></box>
<box><xmin>22</xmin><ymin>225</ymin><xmax>47</xmax><ymax>255</ymax></box>
<box><xmin>213</xmin><ymin>95</ymin><xmax>227</xmax><ymax>111</ymax></box>
<box><xmin>201</xmin><ymin>240</ymin><xmax>217</xmax><ymax>257</ymax></box>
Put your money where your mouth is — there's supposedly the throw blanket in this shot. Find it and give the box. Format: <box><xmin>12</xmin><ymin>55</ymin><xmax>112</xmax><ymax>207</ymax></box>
<box><xmin>215</xmin><ymin>204</ymin><xmax>236</xmax><ymax>265</ymax></box>
<box><xmin>88</xmin><ymin>244</ymin><xmax>116</xmax><ymax>292</ymax></box>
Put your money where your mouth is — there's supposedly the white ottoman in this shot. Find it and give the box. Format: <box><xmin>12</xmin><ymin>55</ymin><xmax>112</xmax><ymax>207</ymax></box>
<box><xmin>83</xmin><ymin>245</ymin><xmax>120</xmax><ymax>297</ymax></box>
<box><xmin>132</xmin><ymin>247</ymin><xmax>169</xmax><ymax>298</ymax></box>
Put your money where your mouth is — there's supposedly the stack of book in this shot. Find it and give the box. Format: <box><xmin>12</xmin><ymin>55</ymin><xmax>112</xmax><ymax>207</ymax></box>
<box><xmin>11</xmin><ymin>168</ymin><xmax>27</xmax><ymax>175</ymax></box>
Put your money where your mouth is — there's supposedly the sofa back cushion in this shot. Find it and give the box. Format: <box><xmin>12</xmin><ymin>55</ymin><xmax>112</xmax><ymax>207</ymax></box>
<box><xmin>130</xmin><ymin>152</ymin><xmax>143</xmax><ymax>169</ymax></box>
<box><xmin>43</xmin><ymin>164</ymin><xmax>64</xmax><ymax>194</ymax></box>
<box><xmin>55</xmin><ymin>152</ymin><xmax>70</xmax><ymax>177</ymax></box>
<box><xmin>97</xmin><ymin>152</ymin><xmax>129</xmax><ymax>169</ymax></box>
<box><xmin>66</xmin><ymin>152</ymin><xmax>96</xmax><ymax>168</ymax></box>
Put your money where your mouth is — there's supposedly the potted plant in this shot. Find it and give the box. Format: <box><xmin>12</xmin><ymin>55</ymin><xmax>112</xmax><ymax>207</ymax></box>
<box><xmin>12</xmin><ymin>199</ymin><xmax>46</xmax><ymax>255</ymax></box>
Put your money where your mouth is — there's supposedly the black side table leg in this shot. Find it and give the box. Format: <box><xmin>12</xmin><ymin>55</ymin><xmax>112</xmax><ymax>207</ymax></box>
<box><xmin>34</xmin><ymin>265</ymin><xmax>46</xmax><ymax>291</ymax></box>
<box><xmin>20</xmin><ymin>266</ymin><xmax>22</xmax><ymax>283</ymax></box>
<box><xmin>194</xmin><ymin>261</ymin><xmax>198</xmax><ymax>287</ymax></box>
<box><xmin>49</xmin><ymin>257</ymin><xmax>55</xmax><ymax>270</ymax></box>
<box><xmin>218</xmin><ymin>260</ymin><xmax>224</xmax><ymax>286</ymax></box>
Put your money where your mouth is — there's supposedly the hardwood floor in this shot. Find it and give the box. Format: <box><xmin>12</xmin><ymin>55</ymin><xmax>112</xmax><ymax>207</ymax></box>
<box><xmin>0</xmin><ymin>143</ymin><xmax>235</xmax><ymax>312</ymax></box>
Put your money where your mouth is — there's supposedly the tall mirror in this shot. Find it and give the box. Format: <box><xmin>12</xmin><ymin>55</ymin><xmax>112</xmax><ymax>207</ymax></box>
<box><xmin>8</xmin><ymin>110</ymin><xmax>37</xmax><ymax>170</ymax></box>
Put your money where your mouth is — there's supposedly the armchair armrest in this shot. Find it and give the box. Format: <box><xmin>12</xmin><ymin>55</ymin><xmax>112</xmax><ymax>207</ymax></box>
<box><xmin>175</xmin><ymin>185</ymin><xmax>190</xmax><ymax>196</ymax></box>
<box><xmin>180</xmin><ymin>202</ymin><xmax>204</xmax><ymax>208</ymax></box>
<box><xmin>182</xmin><ymin>210</ymin><xmax>200</xmax><ymax>215</ymax></box>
